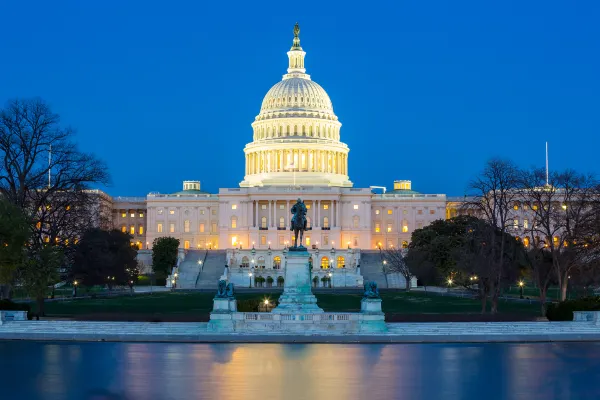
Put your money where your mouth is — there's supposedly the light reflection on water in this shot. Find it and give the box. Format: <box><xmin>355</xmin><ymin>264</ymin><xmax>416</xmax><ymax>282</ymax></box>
<box><xmin>1</xmin><ymin>341</ymin><xmax>600</xmax><ymax>400</ymax></box>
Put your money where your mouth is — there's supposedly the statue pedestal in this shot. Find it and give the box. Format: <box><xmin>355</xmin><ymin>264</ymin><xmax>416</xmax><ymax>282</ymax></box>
<box><xmin>359</xmin><ymin>298</ymin><xmax>386</xmax><ymax>333</ymax></box>
<box><xmin>208</xmin><ymin>297</ymin><xmax>237</xmax><ymax>332</ymax></box>
<box><xmin>273</xmin><ymin>250</ymin><xmax>323</xmax><ymax>313</ymax></box>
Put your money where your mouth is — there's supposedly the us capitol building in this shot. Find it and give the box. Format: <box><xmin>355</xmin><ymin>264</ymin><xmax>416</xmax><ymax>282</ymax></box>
<box><xmin>104</xmin><ymin>25</ymin><xmax>457</xmax><ymax>287</ymax></box>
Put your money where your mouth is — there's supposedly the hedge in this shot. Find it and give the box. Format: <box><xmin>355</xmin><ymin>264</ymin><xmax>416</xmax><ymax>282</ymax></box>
<box><xmin>546</xmin><ymin>296</ymin><xmax>600</xmax><ymax>321</ymax></box>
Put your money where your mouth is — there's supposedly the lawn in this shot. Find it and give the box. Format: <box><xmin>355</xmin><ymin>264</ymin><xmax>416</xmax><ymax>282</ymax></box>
<box><xmin>39</xmin><ymin>291</ymin><xmax>541</xmax><ymax>321</ymax></box>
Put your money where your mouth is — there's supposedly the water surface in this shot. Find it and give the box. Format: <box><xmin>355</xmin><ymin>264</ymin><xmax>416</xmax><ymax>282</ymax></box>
<box><xmin>1</xmin><ymin>341</ymin><xmax>599</xmax><ymax>400</ymax></box>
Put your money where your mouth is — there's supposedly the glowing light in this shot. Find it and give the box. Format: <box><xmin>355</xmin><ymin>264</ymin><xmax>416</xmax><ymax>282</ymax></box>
<box><xmin>447</xmin><ymin>278</ymin><xmax>453</xmax><ymax>285</ymax></box>
<box><xmin>518</xmin><ymin>281</ymin><xmax>524</xmax><ymax>287</ymax></box>
<box><xmin>264</xmin><ymin>299</ymin><xmax>269</xmax><ymax>305</ymax></box>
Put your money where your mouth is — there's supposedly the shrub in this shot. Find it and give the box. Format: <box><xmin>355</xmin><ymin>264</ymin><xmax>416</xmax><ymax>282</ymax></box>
<box><xmin>546</xmin><ymin>296</ymin><xmax>600</xmax><ymax>321</ymax></box>
<box><xmin>237</xmin><ymin>299</ymin><xmax>262</xmax><ymax>312</ymax></box>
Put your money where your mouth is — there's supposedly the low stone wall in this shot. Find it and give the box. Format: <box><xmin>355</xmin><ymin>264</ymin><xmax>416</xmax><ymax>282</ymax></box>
<box><xmin>208</xmin><ymin>311</ymin><xmax>386</xmax><ymax>334</ymax></box>
<box><xmin>573</xmin><ymin>311</ymin><xmax>600</xmax><ymax>325</ymax></box>
<box><xmin>0</xmin><ymin>310</ymin><xmax>27</xmax><ymax>325</ymax></box>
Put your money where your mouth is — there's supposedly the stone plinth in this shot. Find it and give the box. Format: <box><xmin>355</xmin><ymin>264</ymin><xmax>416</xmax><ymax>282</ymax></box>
<box><xmin>207</xmin><ymin>297</ymin><xmax>237</xmax><ymax>332</ymax></box>
<box><xmin>212</xmin><ymin>298</ymin><xmax>237</xmax><ymax>313</ymax></box>
<box><xmin>573</xmin><ymin>311</ymin><xmax>600</xmax><ymax>325</ymax></box>
<box><xmin>0</xmin><ymin>310</ymin><xmax>27</xmax><ymax>325</ymax></box>
<box><xmin>359</xmin><ymin>299</ymin><xmax>386</xmax><ymax>333</ymax></box>
<box><xmin>272</xmin><ymin>249</ymin><xmax>323</xmax><ymax>313</ymax></box>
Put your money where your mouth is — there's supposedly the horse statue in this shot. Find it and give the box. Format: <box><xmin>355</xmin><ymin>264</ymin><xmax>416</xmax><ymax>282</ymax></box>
<box><xmin>290</xmin><ymin>198</ymin><xmax>307</xmax><ymax>249</ymax></box>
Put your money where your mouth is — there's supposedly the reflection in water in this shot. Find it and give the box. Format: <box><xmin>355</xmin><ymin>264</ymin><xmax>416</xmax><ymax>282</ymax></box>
<box><xmin>0</xmin><ymin>341</ymin><xmax>599</xmax><ymax>400</ymax></box>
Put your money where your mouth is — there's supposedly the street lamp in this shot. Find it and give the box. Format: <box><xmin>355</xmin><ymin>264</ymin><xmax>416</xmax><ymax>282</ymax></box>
<box><xmin>518</xmin><ymin>280</ymin><xmax>525</xmax><ymax>299</ymax></box>
<box><xmin>248</xmin><ymin>272</ymin><xmax>253</xmax><ymax>288</ymax></box>
<box><xmin>328</xmin><ymin>272</ymin><xmax>333</xmax><ymax>288</ymax></box>
<box><xmin>73</xmin><ymin>280</ymin><xmax>78</xmax><ymax>297</ymax></box>
<box><xmin>347</xmin><ymin>241</ymin><xmax>351</xmax><ymax>249</ymax></box>
<box><xmin>447</xmin><ymin>278</ymin><xmax>453</xmax><ymax>286</ymax></box>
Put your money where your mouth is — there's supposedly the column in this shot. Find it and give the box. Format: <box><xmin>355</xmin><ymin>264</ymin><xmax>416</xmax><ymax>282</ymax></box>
<box><xmin>254</xmin><ymin>201</ymin><xmax>258</xmax><ymax>227</ymax></box>
<box><xmin>286</xmin><ymin>200</ymin><xmax>291</xmax><ymax>227</ymax></box>
<box><xmin>268</xmin><ymin>200</ymin><xmax>272</xmax><ymax>228</ymax></box>
<box><xmin>336</xmin><ymin>200</ymin><xmax>340</xmax><ymax>228</ymax></box>
<box><xmin>312</xmin><ymin>199</ymin><xmax>316</xmax><ymax>227</ymax></box>
<box><xmin>316</xmin><ymin>200</ymin><xmax>320</xmax><ymax>227</ymax></box>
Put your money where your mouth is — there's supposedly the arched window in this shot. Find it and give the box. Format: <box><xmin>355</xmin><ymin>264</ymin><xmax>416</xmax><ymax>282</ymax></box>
<box><xmin>241</xmin><ymin>256</ymin><xmax>249</xmax><ymax>268</ymax></box>
<box><xmin>321</xmin><ymin>256</ymin><xmax>330</xmax><ymax>269</ymax></box>
<box><xmin>523</xmin><ymin>237</ymin><xmax>530</xmax><ymax>247</ymax></box>
<box><xmin>230</xmin><ymin>216</ymin><xmax>237</xmax><ymax>229</ymax></box>
<box><xmin>257</xmin><ymin>256</ymin><xmax>265</xmax><ymax>268</ymax></box>
<box><xmin>261</xmin><ymin>216</ymin><xmax>267</xmax><ymax>228</ymax></box>
<box><xmin>323</xmin><ymin>217</ymin><xmax>329</xmax><ymax>228</ymax></box>
<box><xmin>273</xmin><ymin>256</ymin><xmax>281</xmax><ymax>269</ymax></box>
<box><xmin>279</xmin><ymin>216</ymin><xmax>285</xmax><ymax>228</ymax></box>
<box><xmin>337</xmin><ymin>256</ymin><xmax>345</xmax><ymax>268</ymax></box>
<box><xmin>402</xmin><ymin>240</ymin><xmax>409</xmax><ymax>249</ymax></box>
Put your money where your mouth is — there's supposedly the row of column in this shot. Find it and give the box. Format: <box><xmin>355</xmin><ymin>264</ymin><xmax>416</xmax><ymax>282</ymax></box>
<box><xmin>246</xmin><ymin>150</ymin><xmax>347</xmax><ymax>175</ymax></box>
<box><xmin>248</xmin><ymin>200</ymin><xmax>341</xmax><ymax>228</ymax></box>
<box><xmin>254</xmin><ymin>123</ymin><xmax>339</xmax><ymax>141</ymax></box>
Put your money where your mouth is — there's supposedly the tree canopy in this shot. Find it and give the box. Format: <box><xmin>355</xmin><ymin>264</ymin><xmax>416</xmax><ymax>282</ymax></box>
<box><xmin>151</xmin><ymin>237</ymin><xmax>180</xmax><ymax>279</ymax></box>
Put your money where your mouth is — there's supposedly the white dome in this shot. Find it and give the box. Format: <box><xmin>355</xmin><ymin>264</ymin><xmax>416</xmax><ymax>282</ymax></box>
<box><xmin>258</xmin><ymin>77</ymin><xmax>335</xmax><ymax>118</ymax></box>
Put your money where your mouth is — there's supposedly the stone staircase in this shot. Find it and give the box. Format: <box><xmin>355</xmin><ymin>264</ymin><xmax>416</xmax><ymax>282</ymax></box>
<box><xmin>176</xmin><ymin>250</ymin><xmax>206</xmax><ymax>289</ymax></box>
<box><xmin>358</xmin><ymin>250</ymin><xmax>389</xmax><ymax>288</ymax></box>
<box><xmin>195</xmin><ymin>250</ymin><xmax>227</xmax><ymax>289</ymax></box>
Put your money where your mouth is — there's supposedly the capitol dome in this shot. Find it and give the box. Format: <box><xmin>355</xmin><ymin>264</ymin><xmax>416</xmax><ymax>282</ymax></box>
<box><xmin>240</xmin><ymin>24</ymin><xmax>352</xmax><ymax>188</ymax></box>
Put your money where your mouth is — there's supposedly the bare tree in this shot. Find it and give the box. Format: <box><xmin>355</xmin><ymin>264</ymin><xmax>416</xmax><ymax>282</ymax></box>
<box><xmin>0</xmin><ymin>98</ymin><xmax>110</xmax><ymax>270</ymax></box>
<box><xmin>520</xmin><ymin>168</ymin><xmax>599</xmax><ymax>301</ymax></box>
<box><xmin>465</xmin><ymin>158</ymin><xmax>520</xmax><ymax>313</ymax></box>
<box><xmin>381</xmin><ymin>247</ymin><xmax>413</xmax><ymax>290</ymax></box>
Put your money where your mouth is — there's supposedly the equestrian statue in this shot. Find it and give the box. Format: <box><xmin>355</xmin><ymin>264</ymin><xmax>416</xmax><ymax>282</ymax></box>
<box><xmin>290</xmin><ymin>198</ymin><xmax>307</xmax><ymax>249</ymax></box>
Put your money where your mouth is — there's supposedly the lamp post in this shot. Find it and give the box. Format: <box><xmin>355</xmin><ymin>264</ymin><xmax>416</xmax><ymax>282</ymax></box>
<box><xmin>248</xmin><ymin>272</ymin><xmax>253</xmax><ymax>288</ymax></box>
<box><xmin>518</xmin><ymin>280</ymin><xmax>525</xmax><ymax>299</ymax></box>
<box><xmin>328</xmin><ymin>271</ymin><xmax>333</xmax><ymax>289</ymax></box>
<box><xmin>73</xmin><ymin>280</ymin><xmax>78</xmax><ymax>298</ymax></box>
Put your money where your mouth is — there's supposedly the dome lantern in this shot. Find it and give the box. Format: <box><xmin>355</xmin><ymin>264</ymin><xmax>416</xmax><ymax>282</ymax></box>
<box><xmin>285</xmin><ymin>22</ymin><xmax>308</xmax><ymax>79</ymax></box>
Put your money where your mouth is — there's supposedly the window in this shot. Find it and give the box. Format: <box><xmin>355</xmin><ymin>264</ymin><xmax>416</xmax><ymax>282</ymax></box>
<box><xmin>553</xmin><ymin>236</ymin><xmax>559</xmax><ymax>244</ymax></box>
<box><xmin>514</xmin><ymin>219</ymin><xmax>519</xmax><ymax>229</ymax></box>
<box><xmin>430</xmin><ymin>209</ymin><xmax>435</xmax><ymax>215</ymax></box>
<box><xmin>403</xmin><ymin>209</ymin><xmax>408</xmax><ymax>215</ymax></box>
<box><xmin>387</xmin><ymin>209</ymin><xmax>393</xmax><ymax>215</ymax></box>
<box><xmin>353</xmin><ymin>237</ymin><xmax>358</xmax><ymax>247</ymax></box>
<box><xmin>353</xmin><ymin>204</ymin><xmax>359</xmax><ymax>210</ymax></box>
<box><xmin>241</xmin><ymin>256</ymin><xmax>249</xmax><ymax>268</ymax></box>
<box><xmin>353</xmin><ymin>216</ymin><xmax>359</xmax><ymax>229</ymax></box>
<box><xmin>417</xmin><ymin>210</ymin><xmax>423</xmax><ymax>215</ymax></box>
<box><xmin>402</xmin><ymin>240</ymin><xmax>409</xmax><ymax>249</ymax></box>
<box><xmin>139</xmin><ymin>212</ymin><xmax>144</xmax><ymax>218</ymax></box>
<box><xmin>212</xmin><ymin>209</ymin><xmax>217</xmax><ymax>215</ymax></box>
<box><xmin>257</xmin><ymin>256</ymin><xmax>265</xmax><ymax>268</ymax></box>
<box><xmin>200</xmin><ymin>209</ymin><xmax>205</xmax><ymax>215</ymax></box>
<box><xmin>320</xmin><ymin>257</ymin><xmax>330</xmax><ymax>269</ymax></box>
<box><xmin>305</xmin><ymin>236</ymin><xmax>311</xmax><ymax>246</ymax></box>
<box><xmin>261</xmin><ymin>216</ymin><xmax>267</xmax><ymax>228</ymax></box>
<box><xmin>184</xmin><ymin>241</ymin><xmax>190</xmax><ymax>250</ymax></box>
<box><xmin>121</xmin><ymin>212</ymin><xmax>126</xmax><ymax>218</ymax></box>
<box><xmin>279</xmin><ymin>217</ymin><xmax>285</xmax><ymax>228</ymax></box>
<box><xmin>139</xmin><ymin>226</ymin><xmax>144</xmax><ymax>235</ymax></box>
<box><xmin>323</xmin><ymin>204</ymin><xmax>329</xmax><ymax>210</ymax></box>
<box><xmin>279</xmin><ymin>204</ymin><xmax>284</xmax><ymax>209</ymax></box>
<box><xmin>261</xmin><ymin>235</ymin><xmax>267</xmax><ymax>245</ymax></box>
<box><xmin>169</xmin><ymin>210</ymin><xmax>175</xmax><ymax>215</ymax></box>
<box><xmin>169</xmin><ymin>223</ymin><xmax>175</xmax><ymax>233</ymax></box>
<box><xmin>402</xmin><ymin>224</ymin><xmax>408</xmax><ymax>233</ymax></box>
<box><xmin>273</xmin><ymin>256</ymin><xmax>281</xmax><ymax>269</ymax></box>
<box><xmin>337</xmin><ymin>256</ymin><xmax>345</xmax><ymax>268</ymax></box>
<box><xmin>532</xmin><ymin>204</ymin><xmax>538</xmax><ymax>211</ymax></box>
<box><xmin>231</xmin><ymin>217</ymin><xmax>237</xmax><ymax>229</ymax></box>
<box><xmin>523</xmin><ymin>219</ymin><xmax>529</xmax><ymax>229</ymax></box>
<box><xmin>121</xmin><ymin>225</ymin><xmax>127</xmax><ymax>233</ymax></box>
<box><xmin>523</xmin><ymin>237</ymin><xmax>530</xmax><ymax>247</ymax></box>
<box><xmin>231</xmin><ymin>204</ymin><xmax>237</xmax><ymax>210</ymax></box>
<box><xmin>306</xmin><ymin>204</ymin><xmax>311</xmax><ymax>209</ymax></box>
<box><xmin>323</xmin><ymin>217</ymin><xmax>329</xmax><ymax>228</ymax></box>
<box><xmin>130</xmin><ymin>213</ymin><xmax>135</xmax><ymax>218</ymax></box>
<box><xmin>279</xmin><ymin>236</ymin><xmax>285</xmax><ymax>245</ymax></box>
<box><xmin>184</xmin><ymin>220</ymin><xmax>190</xmax><ymax>232</ymax></box>
<box><xmin>199</xmin><ymin>223</ymin><xmax>205</xmax><ymax>233</ymax></box>
<box><xmin>158</xmin><ymin>209</ymin><xmax>163</xmax><ymax>215</ymax></box>
<box><xmin>323</xmin><ymin>236</ymin><xmax>329</xmax><ymax>245</ymax></box>
<box><xmin>387</xmin><ymin>224</ymin><xmax>392</xmax><ymax>232</ymax></box>
<box><xmin>375</xmin><ymin>223</ymin><xmax>380</xmax><ymax>233</ymax></box>
<box><xmin>261</xmin><ymin>204</ymin><xmax>267</xmax><ymax>210</ymax></box>
<box><xmin>524</xmin><ymin>203</ymin><xmax>529</xmax><ymax>210</ymax></box>
<box><xmin>232</xmin><ymin>236</ymin><xmax>238</xmax><ymax>246</ymax></box>
<box><xmin>157</xmin><ymin>223</ymin><xmax>163</xmax><ymax>233</ymax></box>
<box><xmin>211</xmin><ymin>223</ymin><xmax>217</xmax><ymax>233</ymax></box>
<box><xmin>375</xmin><ymin>210</ymin><xmax>380</xmax><ymax>215</ymax></box>
<box><xmin>130</xmin><ymin>226</ymin><xmax>135</xmax><ymax>235</ymax></box>
<box><xmin>513</xmin><ymin>202</ymin><xmax>519</xmax><ymax>210</ymax></box>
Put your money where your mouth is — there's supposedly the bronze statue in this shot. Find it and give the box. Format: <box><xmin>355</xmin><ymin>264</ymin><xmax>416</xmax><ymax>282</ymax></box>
<box><xmin>294</xmin><ymin>22</ymin><xmax>300</xmax><ymax>38</ymax></box>
<box><xmin>290</xmin><ymin>198</ymin><xmax>307</xmax><ymax>249</ymax></box>
<box><xmin>215</xmin><ymin>280</ymin><xmax>235</xmax><ymax>299</ymax></box>
<box><xmin>363</xmin><ymin>281</ymin><xmax>380</xmax><ymax>299</ymax></box>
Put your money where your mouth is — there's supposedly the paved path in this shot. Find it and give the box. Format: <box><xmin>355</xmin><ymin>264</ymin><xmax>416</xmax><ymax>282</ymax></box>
<box><xmin>0</xmin><ymin>320</ymin><xmax>599</xmax><ymax>343</ymax></box>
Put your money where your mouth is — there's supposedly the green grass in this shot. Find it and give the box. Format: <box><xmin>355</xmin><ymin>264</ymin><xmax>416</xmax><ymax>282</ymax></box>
<box><xmin>40</xmin><ymin>291</ymin><xmax>540</xmax><ymax>318</ymax></box>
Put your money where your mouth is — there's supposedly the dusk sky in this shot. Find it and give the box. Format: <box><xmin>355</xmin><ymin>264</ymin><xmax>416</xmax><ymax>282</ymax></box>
<box><xmin>1</xmin><ymin>0</ymin><xmax>599</xmax><ymax>196</ymax></box>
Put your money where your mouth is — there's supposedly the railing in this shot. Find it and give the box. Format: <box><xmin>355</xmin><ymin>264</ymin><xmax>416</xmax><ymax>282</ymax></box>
<box><xmin>112</xmin><ymin>196</ymin><xmax>147</xmax><ymax>202</ymax></box>
<box><xmin>194</xmin><ymin>250</ymin><xmax>209</xmax><ymax>288</ymax></box>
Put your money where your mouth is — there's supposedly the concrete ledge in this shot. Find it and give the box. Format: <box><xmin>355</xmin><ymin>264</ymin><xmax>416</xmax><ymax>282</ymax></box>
<box><xmin>1</xmin><ymin>320</ymin><xmax>599</xmax><ymax>343</ymax></box>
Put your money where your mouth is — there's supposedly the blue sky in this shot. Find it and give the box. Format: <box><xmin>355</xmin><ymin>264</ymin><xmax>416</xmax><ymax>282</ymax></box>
<box><xmin>1</xmin><ymin>0</ymin><xmax>598</xmax><ymax>196</ymax></box>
